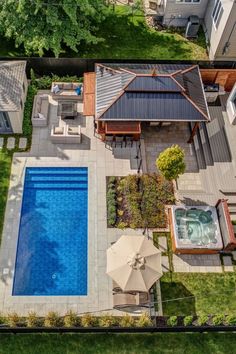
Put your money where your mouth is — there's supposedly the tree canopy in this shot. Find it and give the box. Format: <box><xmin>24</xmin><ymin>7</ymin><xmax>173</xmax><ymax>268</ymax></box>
<box><xmin>156</xmin><ymin>145</ymin><xmax>186</xmax><ymax>181</ymax></box>
<box><xmin>0</xmin><ymin>0</ymin><xmax>106</xmax><ymax>57</ymax></box>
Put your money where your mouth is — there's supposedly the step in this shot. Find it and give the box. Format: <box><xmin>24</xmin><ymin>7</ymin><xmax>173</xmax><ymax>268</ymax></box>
<box><xmin>26</xmin><ymin>175</ymin><xmax>88</xmax><ymax>182</ymax></box>
<box><xmin>25</xmin><ymin>185</ymin><xmax>88</xmax><ymax>190</ymax></box>
<box><xmin>25</xmin><ymin>182</ymin><xmax>88</xmax><ymax>189</ymax></box>
<box><xmin>26</xmin><ymin>168</ymin><xmax>88</xmax><ymax>175</ymax></box>
<box><xmin>193</xmin><ymin>129</ymin><xmax>206</xmax><ymax>170</ymax></box>
<box><xmin>198</xmin><ymin>123</ymin><xmax>214</xmax><ymax>166</ymax></box>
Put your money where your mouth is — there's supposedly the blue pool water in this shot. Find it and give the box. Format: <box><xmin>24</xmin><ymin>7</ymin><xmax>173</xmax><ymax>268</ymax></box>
<box><xmin>13</xmin><ymin>167</ymin><xmax>88</xmax><ymax>296</ymax></box>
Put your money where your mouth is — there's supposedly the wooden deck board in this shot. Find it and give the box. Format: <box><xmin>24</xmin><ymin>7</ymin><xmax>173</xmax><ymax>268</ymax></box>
<box><xmin>83</xmin><ymin>72</ymin><xmax>95</xmax><ymax>116</ymax></box>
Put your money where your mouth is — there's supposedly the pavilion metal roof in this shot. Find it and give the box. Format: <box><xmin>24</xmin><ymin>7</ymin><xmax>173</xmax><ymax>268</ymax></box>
<box><xmin>95</xmin><ymin>63</ymin><xmax>210</xmax><ymax>122</ymax></box>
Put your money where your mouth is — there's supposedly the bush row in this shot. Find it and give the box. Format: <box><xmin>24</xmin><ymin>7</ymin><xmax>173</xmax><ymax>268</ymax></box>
<box><xmin>2</xmin><ymin>312</ymin><xmax>236</xmax><ymax>329</ymax></box>
<box><xmin>0</xmin><ymin>312</ymin><xmax>152</xmax><ymax>328</ymax></box>
<box><xmin>107</xmin><ymin>176</ymin><xmax>117</xmax><ymax>227</ymax></box>
<box><xmin>166</xmin><ymin>314</ymin><xmax>236</xmax><ymax>327</ymax></box>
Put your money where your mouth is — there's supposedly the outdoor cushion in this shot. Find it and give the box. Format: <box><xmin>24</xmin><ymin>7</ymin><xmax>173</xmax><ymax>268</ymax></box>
<box><xmin>38</xmin><ymin>113</ymin><xmax>45</xmax><ymax>119</ymax></box>
<box><xmin>75</xmin><ymin>86</ymin><xmax>81</xmax><ymax>95</ymax></box>
<box><xmin>68</xmin><ymin>127</ymin><xmax>79</xmax><ymax>135</ymax></box>
<box><xmin>54</xmin><ymin>126</ymin><xmax>64</xmax><ymax>135</ymax></box>
<box><xmin>53</xmin><ymin>85</ymin><xmax>60</xmax><ymax>94</ymax></box>
<box><xmin>63</xmin><ymin>83</ymin><xmax>72</xmax><ymax>90</ymax></box>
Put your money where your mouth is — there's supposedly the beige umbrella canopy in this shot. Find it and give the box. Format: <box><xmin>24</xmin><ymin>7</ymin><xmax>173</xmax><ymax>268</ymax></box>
<box><xmin>106</xmin><ymin>235</ymin><xmax>162</xmax><ymax>292</ymax></box>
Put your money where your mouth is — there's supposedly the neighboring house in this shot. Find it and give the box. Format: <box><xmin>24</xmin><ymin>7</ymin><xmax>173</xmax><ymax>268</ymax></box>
<box><xmin>0</xmin><ymin>61</ymin><xmax>28</xmax><ymax>134</ymax></box>
<box><xmin>144</xmin><ymin>0</ymin><xmax>236</xmax><ymax>60</ymax></box>
<box><xmin>84</xmin><ymin>63</ymin><xmax>210</xmax><ymax>142</ymax></box>
<box><xmin>204</xmin><ymin>0</ymin><xmax>236</xmax><ymax>60</ymax></box>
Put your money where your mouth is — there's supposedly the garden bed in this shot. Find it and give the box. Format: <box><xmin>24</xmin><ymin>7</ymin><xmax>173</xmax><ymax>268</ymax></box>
<box><xmin>106</xmin><ymin>174</ymin><xmax>175</xmax><ymax>229</ymax></box>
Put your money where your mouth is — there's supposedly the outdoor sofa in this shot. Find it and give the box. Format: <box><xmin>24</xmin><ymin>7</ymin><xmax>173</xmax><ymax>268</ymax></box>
<box><xmin>50</xmin><ymin>125</ymin><xmax>81</xmax><ymax>144</ymax></box>
<box><xmin>31</xmin><ymin>94</ymin><xmax>49</xmax><ymax>127</ymax></box>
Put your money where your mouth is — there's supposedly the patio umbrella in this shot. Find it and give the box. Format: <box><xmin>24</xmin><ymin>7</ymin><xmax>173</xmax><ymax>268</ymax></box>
<box><xmin>106</xmin><ymin>235</ymin><xmax>162</xmax><ymax>292</ymax></box>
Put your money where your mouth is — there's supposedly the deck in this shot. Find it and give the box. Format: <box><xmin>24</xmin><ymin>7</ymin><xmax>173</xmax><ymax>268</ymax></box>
<box><xmin>83</xmin><ymin>72</ymin><xmax>95</xmax><ymax>116</ymax></box>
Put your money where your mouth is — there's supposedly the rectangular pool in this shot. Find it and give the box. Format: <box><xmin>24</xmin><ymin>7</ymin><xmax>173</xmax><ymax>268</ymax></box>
<box><xmin>13</xmin><ymin>167</ymin><xmax>88</xmax><ymax>296</ymax></box>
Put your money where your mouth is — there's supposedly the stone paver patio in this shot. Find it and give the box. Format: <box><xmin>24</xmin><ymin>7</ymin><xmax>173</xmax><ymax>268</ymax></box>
<box><xmin>19</xmin><ymin>137</ymin><xmax>27</xmax><ymax>149</ymax></box>
<box><xmin>6</xmin><ymin>137</ymin><xmax>15</xmax><ymax>150</ymax></box>
<box><xmin>158</xmin><ymin>237</ymin><xmax>167</xmax><ymax>253</ymax></box>
<box><xmin>161</xmin><ymin>256</ymin><xmax>170</xmax><ymax>273</ymax></box>
<box><xmin>172</xmin><ymin>254</ymin><xmax>222</xmax><ymax>273</ymax></box>
<box><xmin>0</xmin><ymin>94</ymin><xmax>143</xmax><ymax>316</ymax></box>
<box><xmin>222</xmin><ymin>256</ymin><xmax>234</xmax><ymax>272</ymax></box>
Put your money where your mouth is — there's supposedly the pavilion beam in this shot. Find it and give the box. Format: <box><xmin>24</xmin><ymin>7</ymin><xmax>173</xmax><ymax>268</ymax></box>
<box><xmin>188</xmin><ymin>122</ymin><xmax>199</xmax><ymax>144</ymax></box>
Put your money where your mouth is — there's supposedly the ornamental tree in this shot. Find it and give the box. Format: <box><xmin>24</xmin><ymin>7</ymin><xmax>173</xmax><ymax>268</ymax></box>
<box><xmin>0</xmin><ymin>0</ymin><xmax>106</xmax><ymax>57</ymax></box>
<box><xmin>156</xmin><ymin>145</ymin><xmax>186</xmax><ymax>181</ymax></box>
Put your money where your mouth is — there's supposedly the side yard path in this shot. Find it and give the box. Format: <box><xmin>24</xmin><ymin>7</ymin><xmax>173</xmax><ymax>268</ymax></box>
<box><xmin>0</xmin><ymin>137</ymin><xmax>29</xmax><ymax>242</ymax></box>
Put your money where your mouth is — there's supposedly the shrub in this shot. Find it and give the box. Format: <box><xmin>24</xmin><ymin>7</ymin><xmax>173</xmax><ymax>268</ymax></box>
<box><xmin>0</xmin><ymin>314</ymin><xmax>6</xmax><ymax>325</ymax></box>
<box><xmin>7</xmin><ymin>313</ymin><xmax>21</xmax><ymax>327</ymax></box>
<box><xmin>167</xmin><ymin>316</ymin><xmax>178</xmax><ymax>327</ymax></box>
<box><xmin>119</xmin><ymin>175</ymin><xmax>142</xmax><ymax>228</ymax></box>
<box><xmin>136</xmin><ymin>313</ymin><xmax>152</xmax><ymax>327</ymax></box>
<box><xmin>117</xmin><ymin>209</ymin><xmax>124</xmax><ymax>217</ymax></box>
<box><xmin>120</xmin><ymin>314</ymin><xmax>135</xmax><ymax>328</ymax></box>
<box><xmin>98</xmin><ymin>315</ymin><xmax>116</xmax><ymax>327</ymax></box>
<box><xmin>109</xmin><ymin>176</ymin><xmax>116</xmax><ymax>184</ymax></box>
<box><xmin>22</xmin><ymin>85</ymin><xmax>37</xmax><ymax>137</ymax></box>
<box><xmin>212</xmin><ymin>314</ymin><xmax>225</xmax><ymax>326</ymax></box>
<box><xmin>117</xmin><ymin>221</ymin><xmax>128</xmax><ymax>229</ymax></box>
<box><xmin>44</xmin><ymin>312</ymin><xmax>62</xmax><ymax>327</ymax></box>
<box><xmin>81</xmin><ymin>313</ymin><xmax>96</xmax><ymax>327</ymax></box>
<box><xmin>26</xmin><ymin>312</ymin><xmax>39</xmax><ymax>327</ymax></box>
<box><xmin>183</xmin><ymin>315</ymin><xmax>194</xmax><ymax>326</ymax></box>
<box><xmin>225</xmin><ymin>315</ymin><xmax>236</xmax><ymax>326</ymax></box>
<box><xmin>156</xmin><ymin>145</ymin><xmax>186</xmax><ymax>180</ymax></box>
<box><xmin>197</xmin><ymin>315</ymin><xmax>209</xmax><ymax>326</ymax></box>
<box><xmin>64</xmin><ymin>311</ymin><xmax>79</xmax><ymax>327</ymax></box>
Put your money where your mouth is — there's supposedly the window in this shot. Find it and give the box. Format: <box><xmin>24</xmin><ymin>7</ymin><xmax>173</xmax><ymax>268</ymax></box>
<box><xmin>176</xmin><ymin>0</ymin><xmax>200</xmax><ymax>3</ymax></box>
<box><xmin>212</xmin><ymin>0</ymin><xmax>224</xmax><ymax>28</ymax></box>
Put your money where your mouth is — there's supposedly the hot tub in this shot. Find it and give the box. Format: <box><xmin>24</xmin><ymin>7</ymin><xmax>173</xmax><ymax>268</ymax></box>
<box><xmin>170</xmin><ymin>206</ymin><xmax>223</xmax><ymax>254</ymax></box>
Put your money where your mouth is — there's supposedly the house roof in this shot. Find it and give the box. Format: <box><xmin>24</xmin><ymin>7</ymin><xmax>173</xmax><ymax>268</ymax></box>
<box><xmin>0</xmin><ymin>61</ymin><xmax>26</xmax><ymax>112</ymax></box>
<box><xmin>95</xmin><ymin>63</ymin><xmax>210</xmax><ymax>122</ymax></box>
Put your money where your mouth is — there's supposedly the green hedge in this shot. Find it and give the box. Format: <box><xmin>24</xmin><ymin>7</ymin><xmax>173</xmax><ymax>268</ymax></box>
<box><xmin>107</xmin><ymin>177</ymin><xmax>117</xmax><ymax>227</ymax></box>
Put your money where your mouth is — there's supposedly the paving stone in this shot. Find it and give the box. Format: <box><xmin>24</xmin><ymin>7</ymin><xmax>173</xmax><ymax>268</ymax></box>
<box><xmin>224</xmin><ymin>266</ymin><xmax>234</xmax><ymax>272</ymax></box>
<box><xmin>0</xmin><ymin>137</ymin><xmax>3</xmax><ymax>148</ymax></box>
<box><xmin>6</xmin><ymin>137</ymin><xmax>15</xmax><ymax>150</ymax></box>
<box><xmin>223</xmin><ymin>256</ymin><xmax>234</xmax><ymax>272</ymax></box>
<box><xmin>161</xmin><ymin>256</ymin><xmax>170</xmax><ymax>273</ymax></box>
<box><xmin>232</xmin><ymin>251</ymin><xmax>236</xmax><ymax>261</ymax></box>
<box><xmin>223</xmin><ymin>256</ymin><xmax>233</xmax><ymax>266</ymax></box>
<box><xmin>19</xmin><ymin>137</ymin><xmax>27</xmax><ymax>149</ymax></box>
<box><xmin>158</xmin><ymin>236</ymin><xmax>167</xmax><ymax>252</ymax></box>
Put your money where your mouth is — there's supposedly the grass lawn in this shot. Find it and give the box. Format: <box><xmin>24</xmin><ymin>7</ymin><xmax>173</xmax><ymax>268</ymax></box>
<box><xmin>0</xmin><ymin>150</ymin><xmax>12</xmax><ymax>241</ymax></box>
<box><xmin>77</xmin><ymin>6</ymin><xmax>208</xmax><ymax>60</ymax></box>
<box><xmin>161</xmin><ymin>272</ymin><xmax>236</xmax><ymax>316</ymax></box>
<box><xmin>0</xmin><ymin>333</ymin><xmax>236</xmax><ymax>354</ymax></box>
<box><xmin>0</xmin><ymin>5</ymin><xmax>208</xmax><ymax>60</ymax></box>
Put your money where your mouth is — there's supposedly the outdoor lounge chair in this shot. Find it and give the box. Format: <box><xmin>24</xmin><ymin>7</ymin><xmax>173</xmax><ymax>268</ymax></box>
<box><xmin>113</xmin><ymin>292</ymin><xmax>150</xmax><ymax>309</ymax></box>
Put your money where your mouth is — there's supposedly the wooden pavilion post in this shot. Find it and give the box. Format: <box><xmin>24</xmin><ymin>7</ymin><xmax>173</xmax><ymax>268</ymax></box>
<box><xmin>188</xmin><ymin>122</ymin><xmax>199</xmax><ymax>143</ymax></box>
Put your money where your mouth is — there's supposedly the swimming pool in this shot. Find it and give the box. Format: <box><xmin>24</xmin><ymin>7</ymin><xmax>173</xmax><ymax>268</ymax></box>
<box><xmin>13</xmin><ymin>167</ymin><xmax>88</xmax><ymax>296</ymax></box>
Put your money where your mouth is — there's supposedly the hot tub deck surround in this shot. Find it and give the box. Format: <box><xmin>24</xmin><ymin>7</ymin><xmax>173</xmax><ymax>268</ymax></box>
<box><xmin>0</xmin><ymin>93</ymin><xmax>141</xmax><ymax>315</ymax></box>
